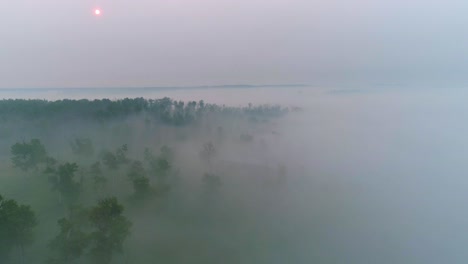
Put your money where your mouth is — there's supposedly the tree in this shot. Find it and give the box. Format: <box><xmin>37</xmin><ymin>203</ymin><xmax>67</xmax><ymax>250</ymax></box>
<box><xmin>115</xmin><ymin>144</ymin><xmax>129</xmax><ymax>164</ymax></box>
<box><xmin>88</xmin><ymin>197</ymin><xmax>131</xmax><ymax>264</ymax></box>
<box><xmin>144</xmin><ymin>148</ymin><xmax>171</xmax><ymax>182</ymax></box>
<box><xmin>127</xmin><ymin>161</ymin><xmax>146</xmax><ymax>181</ymax></box>
<box><xmin>200</xmin><ymin>142</ymin><xmax>216</xmax><ymax>167</ymax></box>
<box><xmin>101</xmin><ymin>144</ymin><xmax>129</xmax><ymax>170</ymax></box>
<box><xmin>131</xmin><ymin>176</ymin><xmax>151</xmax><ymax>199</ymax></box>
<box><xmin>101</xmin><ymin>151</ymin><xmax>118</xmax><ymax>170</ymax></box>
<box><xmin>48</xmin><ymin>163</ymin><xmax>82</xmax><ymax>206</ymax></box>
<box><xmin>0</xmin><ymin>195</ymin><xmax>37</xmax><ymax>263</ymax></box>
<box><xmin>127</xmin><ymin>161</ymin><xmax>151</xmax><ymax>199</ymax></box>
<box><xmin>143</xmin><ymin>148</ymin><xmax>154</xmax><ymax>164</ymax></box>
<box><xmin>155</xmin><ymin>158</ymin><xmax>171</xmax><ymax>180</ymax></box>
<box><xmin>48</xmin><ymin>206</ymin><xmax>90</xmax><ymax>264</ymax></box>
<box><xmin>11</xmin><ymin>139</ymin><xmax>48</xmax><ymax>171</ymax></box>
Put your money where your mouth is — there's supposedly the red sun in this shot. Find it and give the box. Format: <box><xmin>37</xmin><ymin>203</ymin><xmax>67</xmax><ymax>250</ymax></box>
<box><xmin>94</xmin><ymin>9</ymin><xmax>102</xmax><ymax>16</ymax></box>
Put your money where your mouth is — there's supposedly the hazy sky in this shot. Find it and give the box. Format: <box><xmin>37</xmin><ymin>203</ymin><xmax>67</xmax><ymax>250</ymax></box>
<box><xmin>1</xmin><ymin>0</ymin><xmax>467</xmax><ymax>88</ymax></box>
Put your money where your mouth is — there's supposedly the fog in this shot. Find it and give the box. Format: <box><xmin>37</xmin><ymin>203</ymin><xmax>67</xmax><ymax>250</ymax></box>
<box><xmin>2</xmin><ymin>0</ymin><xmax>467</xmax><ymax>262</ymax></box>
<box><xmin>283</xmin><ymin>87</ymin><xmax>468</xmax><ymax>263</ymax></box>
<box><xmin>1</xmin><ymin>86</ymin><xmax>467</xmax><ymax>263</ymax></box>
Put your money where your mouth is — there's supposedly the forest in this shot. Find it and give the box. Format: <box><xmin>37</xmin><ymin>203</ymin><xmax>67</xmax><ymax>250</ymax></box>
<box><xmin>0</xmin><ymin>97</ymin><xmax>306</xmax><ymax>264</ymax></box>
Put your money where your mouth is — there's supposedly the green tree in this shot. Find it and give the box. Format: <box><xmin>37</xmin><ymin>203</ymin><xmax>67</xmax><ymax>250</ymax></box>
<box><xmin>127</xmin><ymin>161</ymin><xmax>151</xmax><ymax>199</ymax></box>
<box><xmin>48</xmin><ymin>163</ymin><xmax>82</xmax><ymax>206</ymax></box>
<box><xmin>143</xmin><ymin>148</ymin><xmax>174</xmax><ymax>197</ymax></box>
<box><xmin>155</xmin><ymin>158</ymin><xmax>171</xmax><ymax>180</ymax></box>
<box><xmin>143</xmin><ymin>148</ymin><xmax>154</xmax><ymax>164</ymax></box>
<box><xmin>127</xmin><ymin>161</ymin><xmax>146</xmax><ymax>181</ymax></box>
<box><xmin>11</xmin><ymin>139</ymin><xmax>48</xmax><ymax>171</ymax></box>
<box><xmin>115</xmin><ymin>144</ymin><xmax>129</xmax><ymax>164</ymax></box>
<box><xmin>88</xmin><ymin>197</ymin><xmax>131</xmax><ymax>264</ymax></box>
<box><xmin>200</xmin><ymin>142</ymin><xmax>216</xmax><ymax>167</ymax></box>
<box><xmin>131</xmin><ymin>176</ymin><xmax>151</xmax><ymax>199</ymax></box>
<box><xmin>144</xmin><ymin>148</ymin><xmax>171</xmax><ymax>181</ymax></box>
<box><xmin>101</xmin><ymin>144</ymin><xmax>129</xmax><ymax>170</ymax></box>
<box><xmin>101</xmin><ymin>151</ymin><xmax>118</xmax><ymax>170</ymax></box>
<box><xmin>0</xmin><ymin>195</ymin><xmax>37</xmax><ymax>263</ymax></box>
<box><xmin>48</xmin><ymin>206</ymin><xmax>90</xmax><ymax>264</ymax></box>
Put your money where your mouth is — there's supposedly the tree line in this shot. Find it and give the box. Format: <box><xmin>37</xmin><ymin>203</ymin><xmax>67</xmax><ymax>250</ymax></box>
<box><xmin>0</xmin><ymin>98</ymin><xmax>288</xmax><ymax>125</ymax></box>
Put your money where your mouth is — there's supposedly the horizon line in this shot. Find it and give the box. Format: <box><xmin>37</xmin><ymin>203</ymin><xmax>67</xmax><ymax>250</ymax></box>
<box><xmin>0</xmin><ymin>84</ymin><xmax>309</xmax><ymax>91</ymax></box>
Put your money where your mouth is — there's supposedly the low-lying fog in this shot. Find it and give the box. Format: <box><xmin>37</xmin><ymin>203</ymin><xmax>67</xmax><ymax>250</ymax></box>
<box><xmin>1</xmin><ymin>86</ymin><xmax>467</xmax><ymax>263</ymax></box>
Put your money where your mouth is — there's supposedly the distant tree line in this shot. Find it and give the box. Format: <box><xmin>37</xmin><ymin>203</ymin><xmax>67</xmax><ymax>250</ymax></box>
<box><xmin>0</xmin><ymin>98</ymin><xmax>288</xmax><ymax>125</ymax></box>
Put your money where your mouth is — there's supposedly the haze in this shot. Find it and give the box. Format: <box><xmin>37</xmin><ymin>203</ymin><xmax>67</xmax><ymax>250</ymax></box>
<box><xmin>1</xmin><ymin>0</ymin><xmax>468</xmax><ymax>264</ymax></box>
<box><xmin>2</xmin><ymin>0</ymin><xmax>468</xmax><ymax>88</ymax></box>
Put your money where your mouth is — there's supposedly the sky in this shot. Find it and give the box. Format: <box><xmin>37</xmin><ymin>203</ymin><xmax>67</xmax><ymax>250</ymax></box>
<box><xmin>1</xmin><ymin>0</ymin><xmax>467</xmax><ymax>88</ymax></box>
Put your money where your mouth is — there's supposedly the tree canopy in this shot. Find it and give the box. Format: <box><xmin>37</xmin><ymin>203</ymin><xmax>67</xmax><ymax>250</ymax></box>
<box><xmin>88</xmin><ymin>197</ymin><xmax>131</xmax><ymax>264</ymax></box>
<box><xmin>0</xmin><ymin>194</ymin><xmax>37</xmax><ymax>262</ymax></box>
<box><xmin>11</xmin><ymin>139</ymin><xmax>48</xmax><ymax>171</ymax></box>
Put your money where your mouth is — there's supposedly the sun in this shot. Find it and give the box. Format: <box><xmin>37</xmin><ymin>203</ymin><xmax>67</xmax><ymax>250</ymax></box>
<box><xmin>94</xmin><ymin>9</ymin><xmax>102</xmax><ymax>16</ymax></box>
